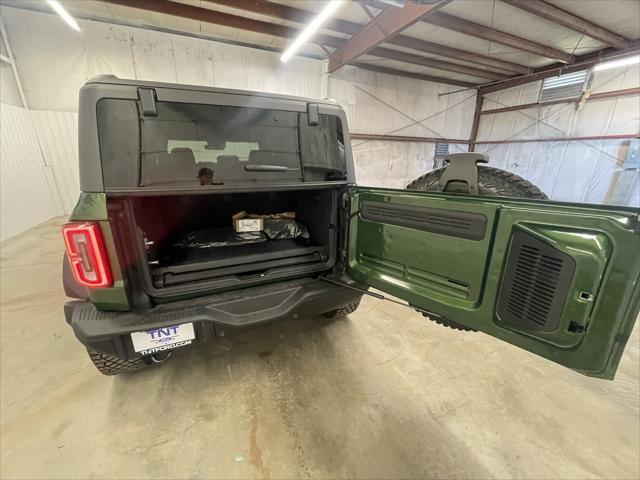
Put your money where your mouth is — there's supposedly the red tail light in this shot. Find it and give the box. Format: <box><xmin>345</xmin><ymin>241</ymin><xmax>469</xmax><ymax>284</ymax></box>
<box><xmin>62</xmin><ymin>222</ymin><xmax>113</xmax><ymax>288</ymax></box>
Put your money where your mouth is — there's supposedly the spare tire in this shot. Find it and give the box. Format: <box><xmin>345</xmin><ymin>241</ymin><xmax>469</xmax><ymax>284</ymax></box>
<box><xmin>406</xmin><ymin>165</ymin><xmax>547</xmax><ymax>331</ymax></box>
<box><xmin>406</xmin><ymin>165</ymin><xmax>547</xmax><ymax>199</ymax></box>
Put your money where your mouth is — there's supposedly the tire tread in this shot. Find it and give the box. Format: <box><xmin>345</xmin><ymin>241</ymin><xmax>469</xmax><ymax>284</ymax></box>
<box><xmin>87</xmin><ymin>349</ymin><xmax>146</xmax><ymax>376</ymax></box>
<box><xmin>406</xmin><ymin>166</ymin><xmax>547</xmax><ymax>199</ymax></box>
<box><xmin>323</xmin><ymin>301</ymin><xmax>360</xmax><ymax>319</ymax></box>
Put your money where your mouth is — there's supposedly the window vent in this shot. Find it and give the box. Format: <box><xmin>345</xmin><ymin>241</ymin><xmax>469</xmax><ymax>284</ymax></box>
<box><xmin>496</xmin><ymin>232</ymin><xmax>576</xmax><ymax>332</ymax></box>
<box><xmin>539</xmin><ymin>70</ymin><xmax>588</xmax><ymax>102</ymax></box>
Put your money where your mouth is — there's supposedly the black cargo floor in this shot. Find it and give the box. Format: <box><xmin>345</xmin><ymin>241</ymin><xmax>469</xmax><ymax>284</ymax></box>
<box><xmin>159</xmin><ymin>237</ymin><xmax>326</xmax><ymax>274</ymax></box>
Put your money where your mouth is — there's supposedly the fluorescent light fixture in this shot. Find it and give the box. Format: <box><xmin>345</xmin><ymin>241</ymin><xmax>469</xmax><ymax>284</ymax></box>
<box><xmin>593</xmin><ymin>54</ymin><xmax>639</xmax><ymax>72</ymax></box>
<box><xmin>47</xmin><ymin>0</ymin><xmax>81</xmax><ymax>32</ymax></box>
<box><xmin>281</xmin><ymin>0</ymin><xmax>343</xmax><ymax>63</ymax></box>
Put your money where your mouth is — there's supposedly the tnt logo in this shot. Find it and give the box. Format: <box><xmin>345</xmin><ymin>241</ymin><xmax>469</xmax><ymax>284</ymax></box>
<box><xmin>146</xmin><ymin>326</ymin><xmax>180</xmax><ymax>341</ymax></box>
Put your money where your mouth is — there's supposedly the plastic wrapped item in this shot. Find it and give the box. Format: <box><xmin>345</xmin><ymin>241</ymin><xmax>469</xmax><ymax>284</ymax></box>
<box><xmin>173</xmin><ymin>228</ymin><xmax>267</xmax><ymax>249</ymax></box>
<box><xmin>263</xmin><ymin>219</ymin><xmax>310</xmax><ymax>240</ymax></box>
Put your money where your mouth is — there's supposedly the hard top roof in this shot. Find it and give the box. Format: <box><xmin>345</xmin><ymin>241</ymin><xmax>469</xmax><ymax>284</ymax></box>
<box><xmin>85</xmin><ymin>74</ymin><xmax>339</xmax><ymax>106</ymax></box>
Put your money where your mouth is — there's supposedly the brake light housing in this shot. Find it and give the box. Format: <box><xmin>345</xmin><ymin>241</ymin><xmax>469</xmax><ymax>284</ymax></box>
<box><xmin>62</xmin><ymin>222</ymin><xmax>113</xmax><ymax>288</ymax></box>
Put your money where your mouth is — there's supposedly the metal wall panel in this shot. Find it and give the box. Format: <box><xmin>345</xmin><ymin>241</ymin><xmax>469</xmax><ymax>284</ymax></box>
<box><xmin>475</xmin><ymin>139</ymin><xmax>639</xmax><ymax>207</ymax></box>
<box><xmin>0</xmin><ymin>62</ymin><xmax>22</xmax><ymax>107</ymax></box>
<box><xmin>2</xmin><ymin>7</ymin><xmax>323</xmax><ymax>112</ymax></box>
<box><xmin>0</xmin><ymin>104</ymin><xmax>63</xmax><ymax>240</ymax></box>
<box><xmin>476</xmin><ymin>66</ymin><xmax>639</xmax><ymax>207</ymax></box>
<box><xmin>30</xmin><ymin>110</ymin><xmax>80</xmax><ymax>214</ymax></box>
<box><xmin>329</xmin><ymin>65</ymin><xmax>476</xmax><ymax>188</ymax></box>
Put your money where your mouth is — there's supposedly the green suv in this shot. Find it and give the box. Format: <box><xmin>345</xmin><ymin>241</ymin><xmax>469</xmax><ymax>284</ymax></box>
<box><xmin>63</xmin><ymin>75</ymin><xmax>640</xmax><ymax>378</ymax></box>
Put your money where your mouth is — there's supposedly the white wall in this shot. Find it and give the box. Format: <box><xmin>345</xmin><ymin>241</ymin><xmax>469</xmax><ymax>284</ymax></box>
<box><xmin>329</xmin><ymin>65</ymin><xmax>476</xmax><ymax>188</ymax></box>
<box><xmin>0</xmin><ymin>104</ymin><xmax>64</xmax><ymax>240</ymax></box>
<box><xmin>2</xmin><ymin>7</ymin><xmax>323</xmax><ymax>112</ymax></box>
<box><xmin>477</xmin><ymin>64</ymin><xmax>640</xmax><ymax>206</ymax></box>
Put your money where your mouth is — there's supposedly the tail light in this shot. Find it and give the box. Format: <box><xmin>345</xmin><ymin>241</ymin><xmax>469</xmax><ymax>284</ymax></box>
<box><xmin>62</xmin><ymin>222</ymin><xmax>113</xmax><ymax>288</ymax></box>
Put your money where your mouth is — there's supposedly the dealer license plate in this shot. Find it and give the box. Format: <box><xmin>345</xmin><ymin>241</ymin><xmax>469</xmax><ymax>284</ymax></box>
<box><xmin>130</xmin><ymin>323</ymin><xmax>195</xmax><ymax>355</ymax></box>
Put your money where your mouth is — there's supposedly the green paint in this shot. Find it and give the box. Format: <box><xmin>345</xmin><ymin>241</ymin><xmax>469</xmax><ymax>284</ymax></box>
<box><xmin>69</xmin><ymin>192</ymin><xmax>108</xmax><ymax>221</ymax></box>
<box><xmin>70</xmin><ymin>196</ymin><xmax>130</xmax><ymax>311</ymax></box>
<box><xmin>88</xmin><ymin>280</ymin><xmax>130</xmax><ymax>311</ymax></box>
<box><xmin>348</xmin><ymin>187</ymin><xmax>640</xmax><ymax>379</ymax></box>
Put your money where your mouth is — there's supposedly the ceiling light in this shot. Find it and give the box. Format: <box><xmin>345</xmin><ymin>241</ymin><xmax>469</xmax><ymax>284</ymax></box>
<box><xmin>593</xmin><ymin>54</ymin><xmax>639</xmax><ymax>72</ymax></box>
<box><xmin>47</xmin><ymin>0</ymin><xmax>81</xmax><ymax>32</ymax></box>
<box><xmin>281</xmin><ymin>0</ymin><xmax>343</xmax><ymax>63</ymax></box>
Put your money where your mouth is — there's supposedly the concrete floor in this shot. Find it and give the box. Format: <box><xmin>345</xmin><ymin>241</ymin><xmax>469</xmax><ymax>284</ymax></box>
<box><xmin>1</xmin><ymin>218</ymin><xmax>639</xmax><ymax>480</ymax></box>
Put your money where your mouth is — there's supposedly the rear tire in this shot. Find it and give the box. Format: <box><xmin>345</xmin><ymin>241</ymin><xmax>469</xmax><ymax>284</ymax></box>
<box><xmin>406</xmin><ymin>165</ymin><xmax>547</xmax><ymax>332</ymax></box>
<box><xmin>87</xmin><ymin>349</ymin><xmax>148</xmax><ymax>376</ymax></box>
<box><xmin>322</xmin><ymin>301</ymin><xmax>361</xmax><ymax>319</ymax></box>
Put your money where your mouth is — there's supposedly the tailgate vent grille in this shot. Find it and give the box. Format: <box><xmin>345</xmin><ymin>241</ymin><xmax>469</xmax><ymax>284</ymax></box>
<box><xmin>497</xmin><ymin>232</ymin><xmax>575</xmax><ymax>332</ymax></box>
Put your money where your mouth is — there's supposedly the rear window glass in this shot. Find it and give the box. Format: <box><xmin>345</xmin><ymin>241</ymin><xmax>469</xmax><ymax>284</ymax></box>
<box><xmin>97</xmin><ymin>99</ymin><xmax>347</xmax><ymax>188</ymax></box>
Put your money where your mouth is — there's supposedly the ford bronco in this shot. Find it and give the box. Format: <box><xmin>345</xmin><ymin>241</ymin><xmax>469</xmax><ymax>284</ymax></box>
<box><xmin>63</xmin><ymin>75</ymin><xmax>640</xmax><ymax>378</ymax></box>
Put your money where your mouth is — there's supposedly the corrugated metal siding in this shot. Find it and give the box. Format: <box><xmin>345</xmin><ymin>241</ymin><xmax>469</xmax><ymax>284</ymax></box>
<box><xmin>0</xmin><ymin>104</ymin><xmax>63</xmax><ymax>240</ymax></box>
<box><xmin>31</xmin><ymin>110</ymin><xmax>80</xmax><ymax>214</ymax></box>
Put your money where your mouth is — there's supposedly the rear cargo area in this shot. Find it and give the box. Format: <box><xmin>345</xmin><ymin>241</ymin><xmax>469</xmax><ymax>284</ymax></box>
<box><xmin>109</xmin><ymin>188</ymin><xmax>339</xmax><ymax>297</ymax></box>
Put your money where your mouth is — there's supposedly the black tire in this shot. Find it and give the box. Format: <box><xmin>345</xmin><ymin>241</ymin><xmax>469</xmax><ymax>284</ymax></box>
<box><xmin>322</xmin><ymin>301</ymin><xmax>360</xmax><ymax>319</ymax></box>
<box><xmin>406</xmin><ymin>165</ymin><xmax>547</xmax><ymax>331</ymax></box>
<box><xmin>406</xmin><ymin>165</ymin><xmax>547</xmax><ymax>199</ymax></box>
<box><xmin>87</xmin><ymin>349</ymin><xmax>148</xmax><ymax>376</ymax></box>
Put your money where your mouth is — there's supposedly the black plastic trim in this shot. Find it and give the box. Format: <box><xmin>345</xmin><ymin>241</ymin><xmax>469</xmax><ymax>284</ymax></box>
<box><xmin>65</xmin><ymin>277</ymin><xmax>363</xmax><ymax>359</ymax></box>
<box><xmin>105</xmin><ymin>181</ymin><xmax>348</xmax><ymax>196</ymax></box>
<box><xmin>360</xmin><ymin>200</ymin><xmax>487</xmax><ymax>241</ymax></box>
<box><xmin>137</xmin><ymin>88</ymin><xmax>157</xmax><ymax>116</ymax></box>
<box><xmin>496</xmin><ymin>231</ymin><xmax>576</xmax><ymax>332</ymax></box>
<box><xmin>117</xmin><ymin>189</ymin><xmax>339</xmax><ymax>300</ymax></box>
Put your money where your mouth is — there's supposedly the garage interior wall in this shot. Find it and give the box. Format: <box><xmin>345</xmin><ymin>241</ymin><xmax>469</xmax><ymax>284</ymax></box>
<box><xmin>328</xmin><ymin>67</ymin><xmax>475</xmax><ymax>188</ymax></box>
<box><xmin>0</xmin><ymin>6</ymin><xmax>477</xmax><ymax>240</ymax></box>
<box><xmin>0</xmin><ymin>7</ymin><xmax>319</xmax><ymax>240</ymax></box>
<box><xmin>0</xmin><ymin>27</ymin><xmax>65</xmax><ymax>241</ymax></box>
<box><xmin>1</xmin><ymin>6</ymin><xmax>638</xmax><ymax>240</ymax></box>
<box><xmin>476</xmin><ymin>67</ymin><xmax>640</xmax><ymax>206</ymax></box>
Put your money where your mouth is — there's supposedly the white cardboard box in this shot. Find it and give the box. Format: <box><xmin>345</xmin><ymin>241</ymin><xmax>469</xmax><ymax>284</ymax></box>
<box><xmin>234</xmin><ymin>217</ymin><xmax>264</xmax><ymax>233</ymax></box>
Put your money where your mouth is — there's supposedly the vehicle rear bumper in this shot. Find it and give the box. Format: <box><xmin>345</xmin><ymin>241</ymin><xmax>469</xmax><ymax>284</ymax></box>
<box><xmin>64</xmin><ymin>277</ymin><xmax>363</xmax><ymax>359</ymax></box>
